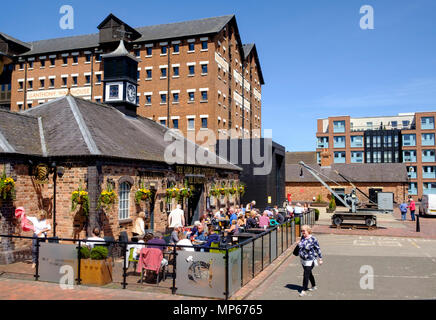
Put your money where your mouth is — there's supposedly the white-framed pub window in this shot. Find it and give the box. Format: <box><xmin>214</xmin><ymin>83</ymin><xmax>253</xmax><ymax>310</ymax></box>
<box><xmin>118</xmin><ymin>182</ymin><xmax>131</xmax><ymax>220</ymax></box>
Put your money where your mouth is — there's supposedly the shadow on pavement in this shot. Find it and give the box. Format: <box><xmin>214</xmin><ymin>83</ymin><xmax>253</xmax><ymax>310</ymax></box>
<box><xmin>285</xmin><ymin>284</ymin><xmax>302</xmax><ymax>292</ymax></box>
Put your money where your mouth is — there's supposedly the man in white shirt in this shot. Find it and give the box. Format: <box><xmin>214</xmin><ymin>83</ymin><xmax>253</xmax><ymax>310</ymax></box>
<box><xmin>168</xmin><ymin>204</ymin><xmax>185</xmax><ymax>228</ymax></box>
<box><xmin>294</xmin><ymin>203</ymin><xmax>304</xmax><ymax>215</ymax></box>
<box><xmin>85</xmin><ymin>227</ymin><xmax>105</xmax><ymax>249</ymax></box>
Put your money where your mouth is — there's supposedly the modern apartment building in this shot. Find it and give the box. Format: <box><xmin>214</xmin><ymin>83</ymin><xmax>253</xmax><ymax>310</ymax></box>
<box><xmin>2</xmin><ymin>14</ymin><xmax>264</xmax><ymax>139</ymax></box>
<box><xmin>316</xmin><ymin>112</ymin><xmax>436</xmax><ymax>199</ymax></box>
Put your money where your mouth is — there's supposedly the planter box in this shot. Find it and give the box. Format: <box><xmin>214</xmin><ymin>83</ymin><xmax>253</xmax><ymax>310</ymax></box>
<box><xmin>295</xmin><ymin>225</ymin><xmax>300</xmax><ymax>237</ymax></box>
<box><xmin>311</xmin><ymin>202</ymin><xmax>328</xmax><ymax>207</ymax></box>
<box><xmin>80</xmin><ymin>257</ymin><xmax>113</xmax><ymax>285</ymax></box>
<box><xmin>326</xmin><ymin>208</ymin><xmax>336</xmax><ymax>213</ymax></box>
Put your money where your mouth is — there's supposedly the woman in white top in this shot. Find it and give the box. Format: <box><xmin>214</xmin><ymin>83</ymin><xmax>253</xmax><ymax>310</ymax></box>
<box><xmin>28</xmin><ymin>209</ymin><xmax>51</xmax><ymax>269</ymax></box>
<box><xmin>132</xmin><ymin>212</ymin><xmax>146</xmax><ymax>238</ymax></box>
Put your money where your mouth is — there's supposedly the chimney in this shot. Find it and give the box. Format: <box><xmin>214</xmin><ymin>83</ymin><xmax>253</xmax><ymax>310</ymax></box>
<box><xmin>320</xmin><ymin>148</ymin><xmax>332</xmax><ymax>167</ymax></box>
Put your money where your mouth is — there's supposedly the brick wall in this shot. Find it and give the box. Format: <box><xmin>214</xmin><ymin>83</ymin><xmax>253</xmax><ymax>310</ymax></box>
<box><xmin>286</xmin><ymin>182</ymin><xmax>408</xmax><ymax>204</ymax></box>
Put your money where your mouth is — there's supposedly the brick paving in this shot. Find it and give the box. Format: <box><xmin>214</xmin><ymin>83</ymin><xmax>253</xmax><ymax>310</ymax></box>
<box><xmin>0</xmin><ymin>277</ymin><xmax>208</xmax><ymax>300</ymax></box>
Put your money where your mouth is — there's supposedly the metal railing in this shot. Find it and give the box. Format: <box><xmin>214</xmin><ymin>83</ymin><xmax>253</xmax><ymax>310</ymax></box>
<box><xmin>0</xmin><ymin>209</ymin><xmax>316</xmax><ymax>300</ymax></box>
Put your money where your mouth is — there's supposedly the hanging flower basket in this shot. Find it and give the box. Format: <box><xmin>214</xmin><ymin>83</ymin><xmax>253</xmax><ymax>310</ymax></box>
<box><xmin>179</xmin><ymin>187</ymin><xmax>192</xmax><ymax>199</ymax></box>
<box><xmin>166</xmin><ymin>187</ymin><xmax>179</xmax><ymax>203</ymax></box>
<box><xmin>71</xmin><ymin>188</ymin><xmax>89</xmax><ymax>216</ymax></box>
<box><xmin>135</xmin><ymin>188</ymin><xmax>153</xmax><ymax>204</ymax></box>
<box><xmin>98</xmin><ymin>186</ymin><xmax>118</xmax><ymax>210</ymax></box>
<box><xmin>237</xmin><ymin>184</ymin><xmax>246</xmax><ymax>197</ymax></box>
<box><xmin>0</xmin><ymin>170</ymin><xmax>15</xmax><ymax>201</ymax></box>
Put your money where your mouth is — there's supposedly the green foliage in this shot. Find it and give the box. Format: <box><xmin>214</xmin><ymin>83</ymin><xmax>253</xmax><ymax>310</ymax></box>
<box><xmin>79</xmin><ymin>246</ymin><xmax>90</xmax><ymax>259</ymax></box>
<box><xmin>329</xmin><ymin>197</ymin><xmax>336</xmax><ymax>210</ymax></box>
<box><xmin>314</xmin><ymin>208</ymin><xmax>320</xmax><ymax>221</ymax></box>
<box><xmin>294</xmin><ymin>217</ymin><xmax>300</xmax><ymax>225</ymax></box>
<box><xmin>90</xmin><ymin>246</ymin><xmax>108</xmax><ymax>260</ymax></box>
<box><xmin>316</xmin><ymin>194</ymin><xmax>323</xmax><ymax>203</ymax></box>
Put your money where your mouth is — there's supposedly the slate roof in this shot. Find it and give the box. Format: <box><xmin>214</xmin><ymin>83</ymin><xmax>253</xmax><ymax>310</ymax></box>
<box><xmin>286</xmin><ymin>151</ymin><xmax>317</xmax><ymax>165</ymax></box>
<box><xmin>19</xmin><ymin>15</ymin><xmax>236</xmax><ymax>57</ymax></box>
<box><xmin>0</xmin><ymin>95</ymin><xmax>241</xmax><ymax>171</ymax></box>
<box><xmin>286</xmin><ymin>163</ymin><xmax>408</xmax><ymax>183</ymax></box>
<box><xmin>0</xmin><ymin>109</ymin><xmax>41</xmax><ymax>155</ymax></box>
<box><xmin>242</xmin><ymin>43</ymin><xmax>264</xmax><ymax>85</ymax></box>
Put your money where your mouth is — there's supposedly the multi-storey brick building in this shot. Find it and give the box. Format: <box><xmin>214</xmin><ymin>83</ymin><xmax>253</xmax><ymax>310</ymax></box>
<box><xmin>4</xmin><ymin>14</ymin><xmax>264</xmax><ymax>141</ymax></box>
<box><xmin>316</xmin><ymin>112</ymin><xmax>436</xmax><ymax>199</ymax></box>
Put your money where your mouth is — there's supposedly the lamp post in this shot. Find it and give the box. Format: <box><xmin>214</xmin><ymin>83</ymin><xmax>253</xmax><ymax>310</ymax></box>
<box><xmin>51</xmin><ymin>162</ymin><xmax>65</xmax><ymax>238</ymax></box>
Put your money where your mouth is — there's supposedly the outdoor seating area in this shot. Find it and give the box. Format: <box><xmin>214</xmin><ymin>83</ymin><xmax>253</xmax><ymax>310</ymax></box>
<box><xmin>0</xmin><ymin>209</ymin><xmax>316</xmax><ymax>299</ymax></box>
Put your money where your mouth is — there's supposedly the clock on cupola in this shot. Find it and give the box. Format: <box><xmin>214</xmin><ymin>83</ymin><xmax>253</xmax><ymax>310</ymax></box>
<box><xmin>102</xmin><ymin>40</ymin><xmax>141</xmax><ymax>117</ymax></box>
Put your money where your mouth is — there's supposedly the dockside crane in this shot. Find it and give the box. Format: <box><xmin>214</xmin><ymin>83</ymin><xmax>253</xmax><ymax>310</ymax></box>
<box><xmin>299</xmin><ymin>161</ymin><xmax>391</xmax><ymax>227</ymax></box>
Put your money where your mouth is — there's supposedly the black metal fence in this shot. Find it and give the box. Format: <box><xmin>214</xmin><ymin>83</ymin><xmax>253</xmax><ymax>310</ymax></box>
<box><xmin>0</xmin><ymin>209</ymin><xmax>316</xmax><ymax>299</ymax></box>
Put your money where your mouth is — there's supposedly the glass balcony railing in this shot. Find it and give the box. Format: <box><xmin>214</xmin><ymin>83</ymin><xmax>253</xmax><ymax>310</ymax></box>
<box><xmin>423</xmin><ymin>188</ymin><xmax>436</xmax><ymax>195</ymax></box>
<box><xmin>421</xmin><ymin>118</ymin><xmax>434</xmax><ymax>130</ymax></box>
<box><xmin>422</xmin><ymin>137</ymin><xmax>435</xmax><ymax>146</ymax></box>
<box><xmin>409</xmin><ymin>188</ymin><xmax>418</xmax><ymax>195</ymax></box>
<box><xmin>403</xmin><ymin>156</ymin><xmax>417</xmax><ymax>162</ymax></box>
<box><xmin>334</xmin><ymin>141</ymin><xmax>345</xmax><ymax>148</ymax></box>
<box><xmin>422</xmin><ymin>155</ymin><xmax>435</xmax><ymax>162</ymax></box>
<box><xmin>408</xmin><ymin>172</ymin><xmax>417</xmax><ymax>179</ymax></box>
<box><xmin>423</xmin><ymin>172</ymin><xmax>436</xmax><ymax>179</ymax></box>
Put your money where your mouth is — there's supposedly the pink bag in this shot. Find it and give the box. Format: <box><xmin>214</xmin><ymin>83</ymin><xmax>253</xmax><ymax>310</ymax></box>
<box><xmin>15</xmin><ymin>207</ymin><xmax>35</xmax><ymax>232</ymax></box>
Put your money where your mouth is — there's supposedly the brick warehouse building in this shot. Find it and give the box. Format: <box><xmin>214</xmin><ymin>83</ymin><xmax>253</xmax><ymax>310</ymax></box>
<box><xmin>316</xmin><ymin>113</ymin><xmax>436</xmax><ymax>200</ymax></box>
<box><xmin>2</xmin><ymin>13</ymin><xmax>264</xmax><ymax>141</ymax></box>
<box><xmin>0</xmin><ymin>94</ymin><xmax>242</xmax><ymax>264</ymax></box>
<box><xmin>286</xmin><ymin>163</ymin><xmax>408</xmax><ymax>205</ymax></box>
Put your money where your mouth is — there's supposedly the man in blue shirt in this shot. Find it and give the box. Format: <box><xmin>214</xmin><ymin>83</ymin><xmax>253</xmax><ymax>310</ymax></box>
<box><xmin>399</xmin><ymin>201</ymin><xmax>408</xmax><ymax>221</ymax></box>
<box><xmin>229</xmin><ymin>208</ymin><xmax>238</xmax><ymax>225</ymax></box>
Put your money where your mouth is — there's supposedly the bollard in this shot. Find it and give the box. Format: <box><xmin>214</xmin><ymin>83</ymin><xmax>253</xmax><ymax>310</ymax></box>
<box><xmin>416</xmin><ymin>214</ymin><xmax>420</xmax><ymax>232</ymax></box>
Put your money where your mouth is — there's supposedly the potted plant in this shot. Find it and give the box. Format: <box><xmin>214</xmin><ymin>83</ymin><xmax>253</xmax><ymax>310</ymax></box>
<box><xmin>98</xmin><ymin>184</ymin><xmax>118</xmax><ymax>210</ymax></box>
<box><xmin>0</xmin><ymin>168</ymin><xmax>15</xmax><ymax>201</ymax></box>
<box><xmin>135</xmin><ymin>184</ymin><xmax>153</xmax><ymax>205</ymax></box>
<box><xmin>71</xmin><ymin>186</ymin><xmax>89</xmax><ymax>216</ymax></box>
<box><xmin>314</xmin><ymin>208</ymin><xmax>320</xmax><ymax>221</ymax></box>
<box><xmin>79</xmin><ymin>246</ymin><xmax>113</xmax><ymax>286</ymax></box>
<box><xmin>326</xmin><ymin>197</ymin><xmax>336</xmax><ymax>213</ymax></box>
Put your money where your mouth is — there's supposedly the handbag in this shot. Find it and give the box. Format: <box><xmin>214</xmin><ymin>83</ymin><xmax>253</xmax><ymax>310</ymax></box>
<box><xmin>292</xmin><ymin>244</ymin><xmax>300</xmax><ymax>256</ymax></box>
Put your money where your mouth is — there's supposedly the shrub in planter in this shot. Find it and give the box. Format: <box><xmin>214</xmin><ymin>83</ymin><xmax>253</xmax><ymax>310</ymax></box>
<box><xmin>327</xmin><ymin>197</ymin><xmax>336</xmax><ymax>213</ymax></box>
<box><xmin>294</xmin><ymin>217</ymin><xmax>300</xmax><ymax>225</ymax></box>
<box><xmin>79</xmin><ymin>246</ymin><xmax>91</xmax><ymax>259</ymax></box>
<box><xmin>80</xmin><ymin>246</ymin><xmax>112</xmax><ymax>285</ymax></box>
<box><xmin>314</xmin><ymin>209</ymin><xmax>320</xmax><ymax>221</ymax></box>
<box><xmin>90</xmin><ymin>246</ymin><xmax>108</xmax><ymax>260</ymax></box>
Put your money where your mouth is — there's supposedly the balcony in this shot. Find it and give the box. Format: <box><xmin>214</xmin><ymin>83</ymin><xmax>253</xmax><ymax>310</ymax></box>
<box><xmin>423</xmin><ymin>183</ymin><xmax>436</xmax><ymax>195</ymax></box>
<box><xmin>402</xmin><ymin>135</ymin><xmax>416</xmax><ymax>147</ymax></box>
<box><xmin>351</xmin><ymin>156</ymin><xmax>363</xmax><ymax>163</ymax></box>
<box><xmin>421</xmin><ymin>117</ymin><xmax>434</xmax><ymax>130</ymax></box>
<box><xmin>422</xmin><ymin>151</ymin><xmax>435</xmax><ymax>162</ymax></box>
<box><xmin>334</xmin><ymin>152</ymin><xmax>346</xmax><ymax>164</ymax></box>
<box><xmin>422</xmin><ymin>134</ymin><xmax>435</xmax><ymax>146</ymax></box>
<box><xmin>423</xmin><ymin>167</ymin><xmax>436</xmax><ymax>179</ymax></box>
<box><xmin>403</xmin><ymin>152</ymin><xmax>417</xmax><ymax>163</ymax></box>
<box><xmin>333</xmin><ymin>137</ymin><xmax>345</xmax><ymax>148</ymax></box>
<box><xmin>350</xmin><ymin>136</ymin><xmax>363</xmax><ymax>148</ymax></box>
<box><xmin>333</xmin><ymin>121</ymin><xmax>346</xmax><ymax>133</ymax></box>
<box><xmin>408</xmin><ymin>172</ymin><xmax>417</xmax><ymax>179</ymax></box>
<box><xmin>317</xmin><ymin>137</ymin><xmax>328</xmax><ymax>149</ymax></box>
<box><xmin>408</xmin><ymin>183</ymin><xmax>418</xmax><ymax>195</ymax></box>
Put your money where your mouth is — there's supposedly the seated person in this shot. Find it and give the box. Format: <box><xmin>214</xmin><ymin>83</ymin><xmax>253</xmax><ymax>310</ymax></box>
<box><xmin>176</xmin><ymin>232</ymin><xmax>195</xmax><ymax>252</ymax></box>
<box><xmin>146</xmin><ymin>231</ymin><xmax>168</xmax><ymax>267</ymax></box>
<box><xmin>237</xmin><ymin>213</ymin><xmax>246</xmax><ymax>232</ymax></box>
<box><xmin>245</xmin><ymin>211</ymin><xmax>258</xmax><ymax>229</ymax></box>
<box><xmin>170</xmin><ymin>224</ymin><xmax>183</xmax><ymax>244</ymax></box>
<box><xmin>190</xmin><ymin>221</ymin><xmax>201</xmax><ymax>237</ymax></box>
<box><xmin>224</xmin><ymin>219</ymin><xmax>239</xmax><ymax>235</ymax></box>
<box><xmin>85</xmin><ymin>227</ymin><xmax>105</xmax><ymax>249</ymax></box>
<box><xmin>204</xmin><ymin>225</ymin><xmax>221</xmax><ymax>250</ymax></box>
<box><xmin>191</xmin><ymin>224</ymin><xmax>207</xmax><ymax>242</ymax></box>
<box><xmin>258</xmin><ymin>211</ymin><xmax>270</xmax><ymax>229</ymax></box>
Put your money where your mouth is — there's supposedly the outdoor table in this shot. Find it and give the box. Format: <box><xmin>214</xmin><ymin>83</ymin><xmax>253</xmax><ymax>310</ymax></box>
<box><xmin>230</xmin><ymin>232</ymin><xmax>254</xmax><ymax>244</ymax></box>
<box><xmin>246</xmin><ymin>228</ymin><xmax>269</xmax><ymax>234</ymax></box>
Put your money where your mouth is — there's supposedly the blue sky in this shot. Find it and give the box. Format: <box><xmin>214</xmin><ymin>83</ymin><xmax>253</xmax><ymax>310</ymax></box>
<box><xmin>2</xmin><ymin>0</ymin><xmax>436</xmax><ymax>151</ymax></box>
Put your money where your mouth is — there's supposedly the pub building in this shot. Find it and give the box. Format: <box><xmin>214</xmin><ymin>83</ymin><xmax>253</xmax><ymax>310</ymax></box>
<box><xmin>0</xmin><ymin>41</ymin><xmax>241</xmax><ymax>264</ymax></box>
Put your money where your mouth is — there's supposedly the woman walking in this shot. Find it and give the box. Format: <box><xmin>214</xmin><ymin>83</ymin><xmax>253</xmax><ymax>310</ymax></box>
<box><xmin>297</xmin><ymin>225</ymin><xmax>323</xmax><ymax>297</ymax></box>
